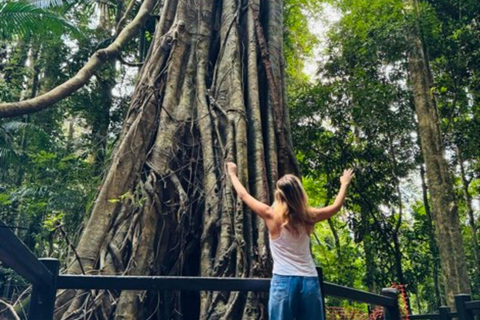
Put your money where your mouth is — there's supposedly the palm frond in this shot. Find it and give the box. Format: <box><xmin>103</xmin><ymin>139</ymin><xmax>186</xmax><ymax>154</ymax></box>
<box><xmin>2</xmin><ymin>120</ymin><xmax>45</xmax><ymax>134</ymax></box>
<box><xmin>1</xmin><ymin>121</ymin><xmax>51</xmax><ymax>143</ymax></box>
<box><xmin>0</xmin><ymin>1</ymin><xmax>82</xmax><ymax>40</ymax></box>
<box><xmin>0</xmin><ymin>121</ymin><xmax>52</xmax><ymax>169</ymax></box>
<box><xmin>0</xmin><ymin>146</ymin><xmax>19</xmax><ymax>163</ymax></box>
<box><xmin>29</xmin><ymin>0</ymin><xmax>63</xmax><ymax>9</ymax></box>
<box><xmin>14</xmin><ymin>185</ymin><xmax>51</xmax><ymax>200</ymax></box>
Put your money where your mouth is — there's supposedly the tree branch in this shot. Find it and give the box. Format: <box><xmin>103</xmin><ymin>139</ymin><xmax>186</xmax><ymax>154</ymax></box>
<box><xmin>0</xmin><ymin>0</ymin><xmax>156</xmax><ymax>118</ymax></box>
<box><xmin>0</xmin><ymin>299</ymin><xmax>21</xmax><ymax>320</ymax></box>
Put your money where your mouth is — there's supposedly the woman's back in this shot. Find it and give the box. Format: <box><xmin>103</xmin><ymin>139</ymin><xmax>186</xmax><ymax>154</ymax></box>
<box><xmin>269</xmin><ymin>226</ymin><xmax>318</xmax><ymax>277</ymax></box>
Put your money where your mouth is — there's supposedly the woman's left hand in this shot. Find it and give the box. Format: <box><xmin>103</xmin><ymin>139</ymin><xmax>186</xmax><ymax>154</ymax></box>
<box><xmin>340</xmin><ymin>168</ymin><xmax>355</xmax><ymax>186</ymax></box>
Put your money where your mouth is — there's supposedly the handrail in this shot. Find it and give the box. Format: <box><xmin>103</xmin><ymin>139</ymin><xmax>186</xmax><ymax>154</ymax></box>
<box><xmin>323</xmin><ymin>282</ymin><xmax>396</xmax><ymax>306</ymax></box>
<box><xmin>56</xmin><ymin>274</ymin><xmax>396</xmax><ymax>307</ymax></box>
<box><xmin>0</xmin><ymin>220</ymin><xmax>54</xmax><ymax>289</ymax></box>
<box><xmin>0</xmin><ymin>218</ymin><xmax>403</xmax><ymax>320</ymax></box>
<box><xmin>3</xmin><ymin>219</ymin><xmax>480</xmax><ymax>320</ymax></box>
<box><xmin>465</xmin><ymin>301</ymin><xmax>480</xmax><ymax>310</ymax></box>
<box><xmin>409</xmin><ymin>314</ymin><xmax>440</xmax><ymax>320</ymax></box>
<box><xmin>57</xmin><ymin>275</ymin><xmax>271</xmax><ymax>292</ymax></box>
<box><xmin>408</xmin><ymin>299</ymin><xmax>480</xmax><ymax>320</ymax></box>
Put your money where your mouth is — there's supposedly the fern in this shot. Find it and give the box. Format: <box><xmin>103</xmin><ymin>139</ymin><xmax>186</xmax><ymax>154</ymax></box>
<box><xmin>15</xmin><ymin>185</ymin><xmax>50</xmax><ymax>199</ymax></box>
<box><xmin>0</xmin><ymin>0</ymin><xmax>81</xmax><ymax>39</ymax></box>
<box><xmin>0</xmin><ymin>146</ymin><xmax>19</xmax><ymax>163</ymax></box>
<box><xmin>0</xmin><ymin>121</ymin><xmax>50</xmax><ymax>169</ymax></box>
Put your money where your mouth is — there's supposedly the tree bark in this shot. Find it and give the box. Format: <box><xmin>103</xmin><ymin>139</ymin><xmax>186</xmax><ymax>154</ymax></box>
<box><xmin>386</xmin><ymin>131</ymin><xmax>405</xmax><ymax>287</ymax></box>
<box><xmin>54</xmin><ymin>0</ymin><xmax>296</xmax><ymax>319</ymax></box>
<box><xmin>405</xmin><ymin>0</ymin><xmax>471</xmax><ymax>307</ymax></box>
<box><xmin>420</xmin><ymin>164</ymin><xmax>443</xmax><ymax>308</ymax></box>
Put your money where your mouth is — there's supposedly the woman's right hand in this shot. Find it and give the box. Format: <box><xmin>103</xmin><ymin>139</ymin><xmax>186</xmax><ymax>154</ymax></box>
<box><xmin>226</xmin><ymin>162</ymin><xmax>238</xmax><ymax>176</ymax></box>
<box><xmin>340</xmin><ymin>168</ymin><xmax>354</xmax><ymax>186</ymax></box>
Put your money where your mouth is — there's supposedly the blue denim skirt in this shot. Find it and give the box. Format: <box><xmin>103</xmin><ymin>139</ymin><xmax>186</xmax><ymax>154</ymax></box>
<box><xmin>268</xmin><ymin>274</ymin><xmax>325</xmax><ymax>320</ymax></box>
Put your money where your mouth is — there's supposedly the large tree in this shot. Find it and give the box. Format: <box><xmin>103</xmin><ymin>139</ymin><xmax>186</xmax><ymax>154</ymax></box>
<box><xmin>0</xmin><ymin>0</ymin><xmax>297</xmax><ymax>319</ymax></box>
<box><xmin>404</xmin><ymin>0</ymin><xmax>471</xmax><ymax>307</ymax></box>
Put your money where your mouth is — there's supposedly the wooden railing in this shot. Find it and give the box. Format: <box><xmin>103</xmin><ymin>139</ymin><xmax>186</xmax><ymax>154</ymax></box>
<box><xmin>409</xmin><ymin>296</ymin><xmax>480</xmax><ymax>320</ymax></box>
<box><xmin>0</xmin><ymin>219</ymin><xmax>403</xmax><ymax>320</ymax></box>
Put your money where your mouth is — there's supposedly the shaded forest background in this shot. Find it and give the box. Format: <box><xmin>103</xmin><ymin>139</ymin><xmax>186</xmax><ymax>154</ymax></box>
<box><xmin>0</xmin><ymin>0</ymin><xmax>479</xmax><ymax>317</ymax></box>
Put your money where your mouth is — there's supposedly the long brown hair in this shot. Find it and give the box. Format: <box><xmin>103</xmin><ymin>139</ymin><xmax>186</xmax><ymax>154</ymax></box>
<box><xmin>274</xmin><ymin>174</ymin><xmax>314</xmax><ymax>235</ymax></box>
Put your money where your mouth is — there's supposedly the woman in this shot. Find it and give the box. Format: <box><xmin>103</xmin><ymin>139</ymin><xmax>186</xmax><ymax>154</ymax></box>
<box><xmin>226</xmin><ymin>162</ymin><xmax>354</xmax><ymax>320</ymax></box>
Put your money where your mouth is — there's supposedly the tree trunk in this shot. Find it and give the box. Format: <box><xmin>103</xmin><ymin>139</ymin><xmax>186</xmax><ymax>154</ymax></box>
<box><xmin>420</xmin><ymin>164</ymin><xmax>443</xmax><ymax>309</ymax></box>
<box><xmin>11</xmin><ymin>44</ymin><xmax>40</xmax><ymax>236</ymax></box>
<box><xmin>54</xmin><ymin>0</ymin><xmax>296</xmax><ymax>319</ymax></box>
<box><xmin>386</xmin><ymin>131</ymin><xmax>405</xmax><ymax>287</ymax></box>
<box><xmin>327</xmin><ymin>218</ymin><xmax>342</xmax><ymax>263</ymax></box>
<box><xmin>361</xmin><ymin>206</ymin><xmax>376</xmax><ymax>293</ymax></box>
<box><xmin>457</xmin><ymin>147</ymin><xmax>480</xmax><ymax>289</ymax></box>
<box><xmin>91</xmin><ymin>1</ymin><xmax>123</xmax><ymax>176</ymax></box>
<box><xmin>457</xmin><ymin>147</ymin><xmax>480</xmax><ymax>271</ymax></box>
<box><xmin>91</xmin><ymin>74</ymin><xmax>113</xmax><ymax>176</ymax></box>
<box><xmin>405</xmin><ymin>0</ymin><xmax>471</xmax><ymax>307</ymax></box>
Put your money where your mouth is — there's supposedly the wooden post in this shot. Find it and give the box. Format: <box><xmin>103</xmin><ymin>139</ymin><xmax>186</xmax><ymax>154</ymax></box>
<box><xmin>438</xmin><ymin>306</ymin><xmax>450</xmax><ymax>320</ymax></box>
<box><xmin>28</xmin><ymin>258</ymin><xmax>60</xmax><ymax>320</ymax></box>
<box><xmin>455</xmin><ymin>294</ymin><xmax>473</xmax><ymax>320</ymax></box>
<box><xmin>382</xmin><ymin>288</ymin><xmax>400</xmax><ymax>320</ymax></box>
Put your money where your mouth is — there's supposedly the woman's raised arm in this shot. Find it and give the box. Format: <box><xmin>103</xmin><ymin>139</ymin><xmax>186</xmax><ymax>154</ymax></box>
<box><xmin>309</xmin><ymin>169</ymin><xmax>354</xmax><ymax>222</ymax></box>
<box><xmin>226</xmin><ymin>162</ymin><xmax>273</xmax><ymax>220</ymax></box>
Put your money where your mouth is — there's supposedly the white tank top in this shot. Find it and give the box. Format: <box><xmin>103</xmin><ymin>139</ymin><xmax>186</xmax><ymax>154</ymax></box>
<box><xmin>269</xmin><ymin>225</ymin><xmax>318</xmax><ymax>277</ymax></box>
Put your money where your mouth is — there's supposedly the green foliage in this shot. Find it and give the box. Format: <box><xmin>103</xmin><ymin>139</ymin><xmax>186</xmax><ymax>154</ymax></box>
<box><xmin>0</xmin><ymin>0</ymin><xmax>81</xmax><ymax>40</ymax></box>
<box><xmin>283</xmin><ymin>0</ymin><xmax>322</xmax><ymax>83</ymax></box>
<box><xmin>303</xmin><ymin>176</ymin><xmax>366</xmax><ymax>308</ymax></box>
<box><xmin>402</xmin><ymin>203</ymin><xmax>440</xmax><ymax>311</ymax></box>
<box><xmin>0</xmin><ymin>0</ymin><xmax>138</xmax><ymax>303</ymax></box>
<box><xmin>31</xmin><ymin>0</ymin><xmax>65</xmax><ymax>8</ymax></box>
<box><xmin>422</xmin><ymin>0</ymin><xmax>480</xmax><ymax>298</ymax></box>
<box><xmin>291</xmin><ymin>0</ymin><xmax>480</xmax><ymax>311</ymax></box>
<box><xmin>43</xmin><ymin>210</ymin><xmax>65</xmax><ymax>231</ymax></box>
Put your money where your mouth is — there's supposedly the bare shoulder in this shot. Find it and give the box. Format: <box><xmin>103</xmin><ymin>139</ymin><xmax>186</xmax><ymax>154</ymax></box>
<box><xmin>265</xmin><ymin>209</ymin><xmax>283</xmax><ymax>238</ymax></box>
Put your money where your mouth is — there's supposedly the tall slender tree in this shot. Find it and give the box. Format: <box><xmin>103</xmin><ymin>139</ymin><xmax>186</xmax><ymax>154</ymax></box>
<box><xmin>404</xmin><ymin>0</ymin><xmax>471</xmax><ymax>307</ymax></box>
